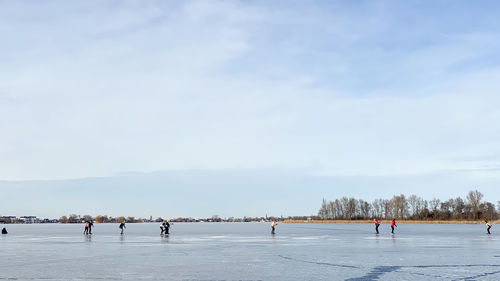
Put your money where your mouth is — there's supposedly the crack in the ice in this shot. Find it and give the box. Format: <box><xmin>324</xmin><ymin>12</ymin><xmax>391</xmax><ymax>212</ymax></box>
<box><xmin>346</xmin><ymin>265</ymin><xmax>401</xmax><ymax>280</ymax></box>
<box><xmin>454</xmin><ymin>269</ymin><xmax>500</xmax><ymax>280</ymax></box>
<box><xmin>346</xmin><ymin>264</ymin><xmax>500</xmax><ymax>281</ymax></box>
<box><xmin>277</xmin><ymin>255</ymin><xmax>358</xmax><ymax>269</ymax></box>
<box><xmin>406</xmin><ymin>271</ymin><xmax>443</xmax><ymax>278</ymax></box>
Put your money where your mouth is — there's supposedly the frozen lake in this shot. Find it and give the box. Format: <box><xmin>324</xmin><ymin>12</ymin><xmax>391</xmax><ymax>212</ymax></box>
<box><xmin>1</xmin><ymin>222</ymin><xmax>500</xmax><ymax>280</ymax></box>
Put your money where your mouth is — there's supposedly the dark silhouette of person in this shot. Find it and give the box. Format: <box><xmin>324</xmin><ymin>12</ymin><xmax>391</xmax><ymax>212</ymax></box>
<box><xmin>88</xmin><ymin>220</ymin><xmax>94</xmax><ymax>234</ymax></box>
<box><xmin>119</xmin><ymin>222</ymin><xmax>126</xmax><ymax>234</ymax></box>
<box><xmin>391</xmin><ymin>219</ymin><xmax>397</xmax><ymax>234</ymax></box>
<box><xmin>84</xmin><ymin>222</ymin><xmax>89</xmax><ymax>235</ymax></box>
<box><xmin>165</xmin><ymin>221</ymin><xmax>170</xmax><ymax>235</ymax></box>
<box><xmin>374</xmin><ymin>218</ymin><xmax>380</xmax><ymax>234</ymax></box>
<box><xmin>161</xmin><ymin>221</ymin><xmax>170</xmax><ymax>235</ymax></box>
<box><xmin>1</xmin><ymin>227</ymin><xmax>7</xmax><ymax>234</ymax></box>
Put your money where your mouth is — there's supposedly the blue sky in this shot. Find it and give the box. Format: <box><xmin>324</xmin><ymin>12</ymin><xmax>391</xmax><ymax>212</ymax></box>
<box><xmin>1</xmin><ymin>1</ymin><xmax>500</xmax><ymax>218</ymax></box>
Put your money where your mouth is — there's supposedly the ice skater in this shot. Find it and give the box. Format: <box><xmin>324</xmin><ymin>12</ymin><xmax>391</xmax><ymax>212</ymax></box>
<box><xmin>160</xmin><ymin>221</ymin><xmax>165</xmax><ymax>235</ymax></box>
<box><xmin>374</xmin><ymin>218</ymin><xmax>380</xmax><ymax>234</ymax></box>
<box><xmin>485</xmin><ymin>220</ymin><xmax>492</xmax><ymax>234</ymax></box>
<box><xmin>164</xmin><ymin>220</ymin><xmax>170</xmax><ymax>235</ymax></box>
<box><xmin>88</xmin><ymin>220</ymin><xmax>94</xmax><ymax>234</ymax></box>
<box><xmin>84</xmin><ymin>221</ymin><xmax>89</xmax><ymax>235</ymax></box>
<box><xmin>391</xmin><ymin>219</ymin><xmax>397</xmax><ymax>234</ymax></box>
<box><xmin>1</xmin><ymin>227</ymin><xmax>7</xmax><ymax>234</ymax></box>
<box><xmin>119</xmin><ymin>221</ymin><xmax>126</xmax><ymax>234</ymax></box>
<box><xmin>271</xmin><ymin>219</ymin><xmax>277</xmax><ymax>234</ymax></box>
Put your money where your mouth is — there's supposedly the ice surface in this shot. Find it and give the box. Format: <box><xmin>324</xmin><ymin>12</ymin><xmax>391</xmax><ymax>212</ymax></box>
<box><xmin>1</xmin><ymin>223</ymin><xmax>500</xmax><ymax>280</ymax></box>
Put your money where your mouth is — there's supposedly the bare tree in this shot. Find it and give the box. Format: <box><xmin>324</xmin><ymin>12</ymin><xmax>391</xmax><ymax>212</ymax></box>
<box><xmin>429</xmin><ymin>198</ymin><xmax>441</xmax><ymax>218</ymax></box>
<box><xmin>383</xmin><ymin>199</ymin><xmax>392</xmax><ymax>219</ymax></box>
<box><xmin>408</xmin><ymin>195</ymin><xmax>419</xmax><ymax>218</ymax></box>
<box><xmin>372</xmin><ymin>199</ymin><xmax>384</xmax><ymax>218</ymax></box>
<box><xmin>82</xmin><ymin>215</ymin><xmax>93</xmax><ymax>222</ymax></box>
<box><xmin>334</xmin><ymin>199</ymin><xmax>344</xmax><ymax>219</ymax></box>
<box><xmin>341</xmin><ymin>197</ymin><xmax>350</xmax><ymax>219</ymax></box>
<box><xmin>481</xmin><ymin>202</ymin><xmax>497</xmax><ymax>220</ymax></box>
<box><xmin>467</xmin><ymin>190</ymin><xmax>483</xmax><ymax>220</ymax></box>
<box><xmin>452</xmin><ymin>197</ymin><xmax>465</xmax><ymax>219</ymax></box>
<box><xmin>316</xmin><ymin>189</ymin><xmax>496</xmax><ymax>222</ymax></box>
<box><xmin>359</xmin><ymin>200</ymin><xmax>371</xmax><ymax>219</ymax></box>
<box><xmin>68</xmin><ymin>214</ymin><xmax>79</xmax><ymax>223</ymax></box>
<box><xmin>318</xmin><ymin>198</ymin><xmax>329</xmax><ymax>219</ymax></box>
<box><xmin>390</xmin><ymin>195</ymin><xmax>408</xmax><ymax>219</ymax></box>
<box><xmin>347</xmin><ymin>198</ymin><xmax>357</xmax><ymax>219</ymax></box>
<box><xmin>440</xmin><ymin>200</ymin><xmax>453</xmax><ymax>220</ymax></box>
<box><xmin>328</xmin><ymin>201</ymin><xmax>336</xmax><ymax>219</ymax></box>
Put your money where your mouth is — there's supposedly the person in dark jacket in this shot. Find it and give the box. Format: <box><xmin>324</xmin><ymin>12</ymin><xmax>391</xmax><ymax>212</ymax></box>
<box><xmin>88</xmin><ymin>220</ymin><xmax>94</xmax><ymax>234</ymax></box>
<box><xmin>119</xmin><ymin>221</ymin><xmax>126</xmax><ymax>234</ymax></box>
<box><xmin>163</xmin><ymin>221</ymin><xmax>171</xmax><ymax>235</ymax></box>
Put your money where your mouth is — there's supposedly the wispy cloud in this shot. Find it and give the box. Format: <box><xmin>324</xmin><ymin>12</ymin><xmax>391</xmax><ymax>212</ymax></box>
<box><xmin>1</xmin><ymin>1</ymin><xmax>500</xmax><ymax>212</ymax></box>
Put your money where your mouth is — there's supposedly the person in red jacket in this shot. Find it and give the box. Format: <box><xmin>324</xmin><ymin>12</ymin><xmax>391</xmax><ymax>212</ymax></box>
<box><xmin>391</xmin><ymin>219</ymin><xmax>397</xmax><ymax>234</ymax></box>
<box><xmin>374</xmin><ymin>218</ymin><xmax>380</xmax><ymax>234</ymax></box>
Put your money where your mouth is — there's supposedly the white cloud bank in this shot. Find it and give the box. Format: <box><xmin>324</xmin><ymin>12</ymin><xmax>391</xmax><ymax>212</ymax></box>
<box><xmin>1</xmin><ymin>0</ymin><xmax>500</xmax><ymax>215</ymax></box>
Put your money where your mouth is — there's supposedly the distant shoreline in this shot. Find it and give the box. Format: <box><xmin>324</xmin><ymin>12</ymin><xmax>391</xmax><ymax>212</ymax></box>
<box><xmin>282</xmin><ymin>220</ymin><xmax>495</xmax><ymax>224</ymax></box>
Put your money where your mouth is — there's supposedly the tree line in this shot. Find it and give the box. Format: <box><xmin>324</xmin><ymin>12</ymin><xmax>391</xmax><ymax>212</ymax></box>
<box><xmin>58</xmin><ymin>215</ymin><xmax>143</xmax><ymax>223</ymax></box>
<box><xmin>56</xmin><ymin>215</ymin><xmax>284</xmax><ymax>223</ymax></box>
<box><xmin>318</xmin><ymin>190</ymin><xmax>498</xmax><ymax>221</ymax></box>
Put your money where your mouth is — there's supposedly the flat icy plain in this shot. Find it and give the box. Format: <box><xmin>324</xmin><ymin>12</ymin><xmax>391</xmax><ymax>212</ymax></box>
<box><xmin>1</xmin><ymin>222</ymin><xmax>499</xmax><ymax>280</ymax></box>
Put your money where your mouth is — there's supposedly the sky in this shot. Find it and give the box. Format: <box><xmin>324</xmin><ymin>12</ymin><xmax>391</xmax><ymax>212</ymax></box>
<box><xmin>1</xmin><ymin>0</ymin><xmax>500</xmax><ymax>218</ymax></box>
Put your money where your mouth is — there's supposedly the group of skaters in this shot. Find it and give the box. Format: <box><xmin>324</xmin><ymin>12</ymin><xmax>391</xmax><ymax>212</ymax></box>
<box><xmin>83</xmin><ymin>220</ymin><xmax>127</xmax><ymax>235</ymax></box>
<box><xmin>81</xmin><ymin>220</ymin><xmax>170</xmax><ymax>235</ymax></box>
<box><xmin>373</xmin><ymin>218</ymin><xmax>397</xmax><ymax>234</ymax></box>
<box><xmin>373</xmin><ymin>218</ymin><xmax>494</xmax><ymax>234</ymax></box>
<box><xmin>1</xmin><ymin>218</ymin><xmax>495</xmax><ymax>236</ymax></box>
<box><xmin>83</xmin><ymin>220</ymin><xmax>94</xmax><ymax>235</ymax></box>
<box><xmin>79</xmin><ymin>219</ymin><xmax>276</xmax><ymax>235</ymax></box>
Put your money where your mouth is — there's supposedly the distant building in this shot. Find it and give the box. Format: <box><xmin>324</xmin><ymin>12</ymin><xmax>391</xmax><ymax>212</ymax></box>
<box><xmin>20</xmin><ymin>216</ymin><xmax>37</xmax><ymax>223</ymax></box>
<box><xmin>0</xmin><ymin>216</ymin><xmax>17</xmax><ymax>223</ymax></box>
